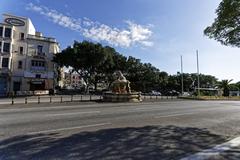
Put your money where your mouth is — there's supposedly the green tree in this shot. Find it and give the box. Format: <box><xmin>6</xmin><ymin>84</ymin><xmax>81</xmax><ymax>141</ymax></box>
<box><xmin>204</xmin><ymin>0</ymin><xmax>240</xmax><ymax>47</ymax></box>
<box><xmin>218</xmin><ymin>79</ymin><xmax>233</xmax><ymax>96</ymax></box>
<box><xmin>229</xmin><ymin>83</ymin><xmax>239</xmax><ymax>91</ymax></box>
<box><xmin>53</xmin><ymin>41</ymin><xmax>112</xmax><ymax>91</ymax></box>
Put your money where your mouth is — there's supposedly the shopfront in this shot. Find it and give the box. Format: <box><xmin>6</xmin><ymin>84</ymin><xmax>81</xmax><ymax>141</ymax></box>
<box><xmin>0</xmin><ymin>76</ymin><xmax>7</xmax><ymax>96</ymax></box>
<box><xmin>30</xmin><ymin>80</ymin><xmax>45</xmax><ymax>91</ymax></box>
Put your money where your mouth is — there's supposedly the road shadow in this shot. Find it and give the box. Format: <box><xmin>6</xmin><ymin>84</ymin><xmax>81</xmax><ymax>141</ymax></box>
<box><xmin>0</xmin><ymin>125</ymin><xmax>230</xmax><ymax>160</ymax></box>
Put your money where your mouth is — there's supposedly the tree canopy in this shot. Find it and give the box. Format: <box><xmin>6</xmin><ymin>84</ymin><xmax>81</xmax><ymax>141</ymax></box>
<box><xmin>53</xmin><ymin>41</ymin><xmax>114</xmax><ymax>90</ymax></box>
<box><xmin>54</xmin><ymin>40</ymin><xmax>219</xmax><ymax>94</ymax></box>
<box><xmin>204</xmin><ymin>0</ymin><xmax>240</xmax><ymax>47</ymax></box>
<box><xmin>217</xmin><ymin>79</ymin><xmax>233</xmax><ymax>96</ymax></box>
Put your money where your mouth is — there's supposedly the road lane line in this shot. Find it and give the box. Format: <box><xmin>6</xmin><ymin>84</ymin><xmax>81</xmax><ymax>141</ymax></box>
<box><xmin>155</xmin><ymin>112</ymin><xmax>197</xmax><ymax>118</ymax></box>
<box><xmin>180</xmin><ymin>136</ymin><xmax>240</xmax><ymax>160</ymax></box>
<box><xmin>46</xmin><ymin>111</ymin><xmax>100</xmax><ymax>116</ymax></box>
<box><xmin>27</xmin><ymin>122</ymin><xmax>111</xmax><ymax>135</ymax></box>
<box><xmin>0</xmin><ymin>105</ymin><xmax>104</xmax><ymax>113</ymax></box>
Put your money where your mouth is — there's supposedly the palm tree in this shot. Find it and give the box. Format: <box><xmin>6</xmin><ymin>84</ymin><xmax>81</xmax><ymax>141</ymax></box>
<box><xmin>217</xmin><ymin>79</ymin><xmax>233</xmax><ymax>97</ymax></box>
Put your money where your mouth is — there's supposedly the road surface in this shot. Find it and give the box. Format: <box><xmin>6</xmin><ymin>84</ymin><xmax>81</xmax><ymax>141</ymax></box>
<box><xmin>1</xmin><ymin>100</ymin><xmax>240</xmax><ymax>159</ymax></box>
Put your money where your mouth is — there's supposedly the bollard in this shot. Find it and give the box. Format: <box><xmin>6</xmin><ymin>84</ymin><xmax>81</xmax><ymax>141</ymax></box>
<box><xmin>71</xmin><ymin>95</ymin><xmax>73</xmax><ymax>102</ymax></box>
<box><xmin>25</xmin><ymin>97</ymin><xmax>27</xmax><ymax>104</ymax></box>
<box><xmin>156</xmin><ymin>95</ymin><xmax>157</xmax><ymax>99</ymax></box>
<box><xmin>50</xmin><ymin>96</ymin><xmax>52</xmax><ymax>103</ymax></box>
<box><xmin>90</xmin><ymin>94</ymin><xmax>92</xmax><ymax>101</ymax></box>
<box><xmin>38</xmin><ymin>96</ymin><xmax>40</xmax><ymax>104</ymax></box>
<box><xmin>11</xmin><ymin>96</ymin><xmax>14</xmax><ymax>105</ymax></box>
<box><xmin>61</xmin><ymin>96</ymin><xmax>63</xmax><ymax>103</ymax></box>
<box><xmin>150</xmin><ymin>95</ymin><xmax>152</xmax><ymax>99</ymax></box>
<box><xmin>81</xmin><ymin>95</ymin><xmax>83</xmax><ymax>101</ymax></box>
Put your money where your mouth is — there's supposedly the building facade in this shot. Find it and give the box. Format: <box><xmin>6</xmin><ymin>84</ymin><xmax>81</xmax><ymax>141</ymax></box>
<box><xmin>63</xmin><ymin>72</ymin><xmax>86</xmax><ymax>89</ymax></box>
<box><xmin>0</xmin><ymin>14</ymin><xmax>60</xmax><ymax>96</ymax></box>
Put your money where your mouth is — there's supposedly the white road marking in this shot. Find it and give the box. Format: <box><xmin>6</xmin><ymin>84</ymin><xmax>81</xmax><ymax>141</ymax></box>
<box><xmin>135</xmin><ymin>107</ymin><xmax>168</xmax><ymax>110</ymax></box>
<box><xmin>0</xmin><ymin>102</ymin><xmax>143</xmax><ymax>112</ymax></box>
<box><xmin>181</xmin><ymin>136</ymin><xmax>240</xmax><ymax>160</ymax></box>
<box><xmin>155</xmin><ymin>112</ymin><xmax>197</xmax><ymax>118</ymax></box>
<box><xmin>46</xmin><ymin>111</ymin><xmax>100</xmax><ymax>116</ymax></box>
<box><xmin>0</xmin><ymin>104</ymin><xmax>104</xmax><ymax>113</ymax></box>
<box><xmin>27</xmin><ymin>122</ymin><xmax>111</xmax><ymax>135</ymax></box>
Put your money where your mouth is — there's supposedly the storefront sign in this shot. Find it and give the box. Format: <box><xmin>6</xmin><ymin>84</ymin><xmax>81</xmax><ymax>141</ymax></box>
<box><xmin>5</xmin><ymin>18</ymin><xmax>25</xmax><ymax>26</ymax></box>
<box><xmin>31</xmin><ymin>80</ymin><xmax>44</xmax><ymax>84</ymax></box>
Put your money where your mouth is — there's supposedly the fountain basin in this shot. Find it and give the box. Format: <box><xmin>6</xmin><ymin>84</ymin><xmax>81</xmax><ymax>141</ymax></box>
<box><xmin>103</xmin><ymin>92</ymin><xmax>142</xmax><ymax>102</ymax></box>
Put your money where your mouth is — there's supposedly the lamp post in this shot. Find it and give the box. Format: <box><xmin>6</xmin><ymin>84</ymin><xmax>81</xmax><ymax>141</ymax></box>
<box><xmin>181</xmin><ymin>55</ymin><xmax>184</xmax><ymax>95</ymax></box>
<box><xmin>196</xmin><ymin>50</ymin><xmax>200</xmax><ymax>96</ymax></box>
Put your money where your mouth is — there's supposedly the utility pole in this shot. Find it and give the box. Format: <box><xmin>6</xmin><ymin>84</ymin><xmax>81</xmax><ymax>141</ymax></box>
<box><xmin>196</xmin><ymin>50</ymin><xmax>200</xmax><ymax>96</ymax></box>
<box><xmin>181</xmin><ymin>55</ymin><xmax>184</xmax><ymax>95</ymax></box>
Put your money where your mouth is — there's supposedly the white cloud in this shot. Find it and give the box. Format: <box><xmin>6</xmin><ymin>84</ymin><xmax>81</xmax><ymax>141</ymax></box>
<box><xmin>26</xmin><ymin>3</ymin><xmax>153</xmax><ymax>48</ymax></box>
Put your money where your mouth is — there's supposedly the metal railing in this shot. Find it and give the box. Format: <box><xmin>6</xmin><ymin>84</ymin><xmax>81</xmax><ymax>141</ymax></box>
<box><xmin>9</xmin><ymin>94</ymin><xmax>102</xmax><ymax>105</ymax></box>
<box><xmin>142</xmin><ymin>95</ymin><xmax>178</xmax><ymax>100</ymax></box>
<box><xmin>27</xmin><ymin>35</ymin><xmax>56</xmax><ymax>43</ymax></box>
<box><xmin>4</xmin><ymin>94</ymin><xmax>179</xmax><ymax>105</ymax></box>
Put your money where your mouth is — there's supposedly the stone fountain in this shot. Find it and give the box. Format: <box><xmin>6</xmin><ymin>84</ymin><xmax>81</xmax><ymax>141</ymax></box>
<box><xmin>103</xmin><ymin>71</ymin><xmax>142</xmax><ymax>102</ymax></box>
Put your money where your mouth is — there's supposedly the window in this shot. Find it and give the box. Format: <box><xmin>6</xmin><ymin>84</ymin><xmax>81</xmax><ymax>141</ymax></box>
<box><xmin>20</xmin><ymin>33</ymin><xmax>24</xmax><ymax>40</ymax></box>
<box><xmin>18</xmin><ymin>61</ymin><xmax>22</xmax><ymax>69</ymax></box>
<box><xmin>37</xmin><ymin>45</ymin><xmax>43</xmax><ymax>54</ymax></box>
<box><xmin>2</xmin><ymin>58</ymin><xmax>9</xmax><ymax>68</ymax></box>
<box><xmin>36</xmin><ymin>74</ymin><xmax>41</xmax><ymax>78</ymax></box>
<box><xmin>4</xmin><ymin>28</ymin><xmax>11</xmax><ymax>38</ymax></box>
<box><xmin>31</xmin><ymin>60</ymin><xmax>45</xmax><ymax>67</ymax></box>
<box><xmin>3</xmin><ymin>43</ymin><xmax>10</xmax><ymax>53</ymax></box>
<box><xmin>0</xmin><ymin>27</ymin><xmax>3</xmax><ymax>37</ymax></box>
<box><xmin>19</xmin><ymin>47</ymin><xmax>23</xmax><ymax>54</ymax></box>
<box><xmin>0</xmin><ymin>42</ymin><xmax>2</xmax><ymax>52</ymax></box>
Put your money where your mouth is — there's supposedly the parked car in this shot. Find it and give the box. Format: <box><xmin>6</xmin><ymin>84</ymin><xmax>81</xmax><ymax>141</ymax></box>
<box><xmin>167</xmin><ymin>90</ymin><xmax>180</xmax><ymax>96</ymax></box>
<box><xmin>182</xmin><ymin>92</ymin><xmax>190</xmax><ymax>97</ymax></box>
<box><xmin>150</xmin><ymin>90</ymin><xmax>161</xmax><ymax>96</ymax></box>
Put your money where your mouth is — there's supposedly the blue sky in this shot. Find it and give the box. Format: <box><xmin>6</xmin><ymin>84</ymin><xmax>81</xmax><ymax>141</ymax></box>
<box><xmin>1</xmin><ymin>0</ymin><xmax>239</xmax><ymax>82</ymax></box>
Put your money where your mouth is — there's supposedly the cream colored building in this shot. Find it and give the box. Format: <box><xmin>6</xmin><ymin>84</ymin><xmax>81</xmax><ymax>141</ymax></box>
<box><xmin>0</xmin><ymin>14</ymin><xmax>60</xmax><ymax>96</ymax></box>
<box><xmin>63</xmin><ymin>72</ymin><xmax>86</xmax><ymax>89</ymax></box>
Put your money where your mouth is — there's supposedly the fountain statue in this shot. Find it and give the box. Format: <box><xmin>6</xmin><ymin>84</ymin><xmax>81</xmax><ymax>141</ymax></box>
<box><xmin>103</xmin><ymin>71</ymin><xmax>141</xmax><ymax>102</ymax></box>
<box><xmin>111</xmin><ymin>71</ymin><xmax>131</xmax><ymax>94</ymax></box>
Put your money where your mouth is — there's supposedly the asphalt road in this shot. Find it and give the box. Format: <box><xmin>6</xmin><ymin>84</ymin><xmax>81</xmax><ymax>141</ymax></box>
<box><xmin>1</xmin><ymin>100</ymin><xmax>240</xmax><ymax>159</ymax></box>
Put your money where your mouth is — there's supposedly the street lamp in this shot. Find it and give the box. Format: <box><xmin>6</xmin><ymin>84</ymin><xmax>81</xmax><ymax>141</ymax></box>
<box><xmin>196</xmin><ymin>50</ymin><xmax>200</xmax><ymax>96</ymax></box>
<box><xmin>181</xmin><ymin>55</ymin><xmax>183</xmax><ymax>95</ymax></box>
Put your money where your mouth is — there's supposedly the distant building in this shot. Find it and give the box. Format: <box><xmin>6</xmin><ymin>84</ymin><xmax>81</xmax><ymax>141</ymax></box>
<box><xmin>195</xmin><ymin>88</ymin><xmax>222</xmax><ymax>96</ymax></box>
<box><xmin>229</xmin><ymin>91</ymin><xmax>240</xmax><ymax>96</ymax></box>
<box><xmin>0</xmin><ymin>14</ymin><xmax>60</xmax><ymax>96</ymax></box>
<box><xmin>63</xmin><ymin>72</ymin><xmax>86</xmax><ymax>89</ymax></box>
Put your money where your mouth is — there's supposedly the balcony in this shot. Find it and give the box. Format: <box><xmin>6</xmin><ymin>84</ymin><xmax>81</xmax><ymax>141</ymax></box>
<box><xmin>31</xmin><ymin>51</ymin><xmax>46</xmax><ymax>59</ymax></box>
<box><xmin>31</xmin><ymin>66</ymin><xmax>46</xmax><ymax>72</ymax></box>
<box><xmin>27</xmin><ymin>34</ymin><xmax>56</xmax><ymax>43</ymax></box>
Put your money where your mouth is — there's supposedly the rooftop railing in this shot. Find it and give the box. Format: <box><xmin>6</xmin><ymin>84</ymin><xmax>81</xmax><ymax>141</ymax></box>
<box><xmin>27</xmin><ymin>34</ymin><xmax>56</xmax><ymax>43</ymax></box>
